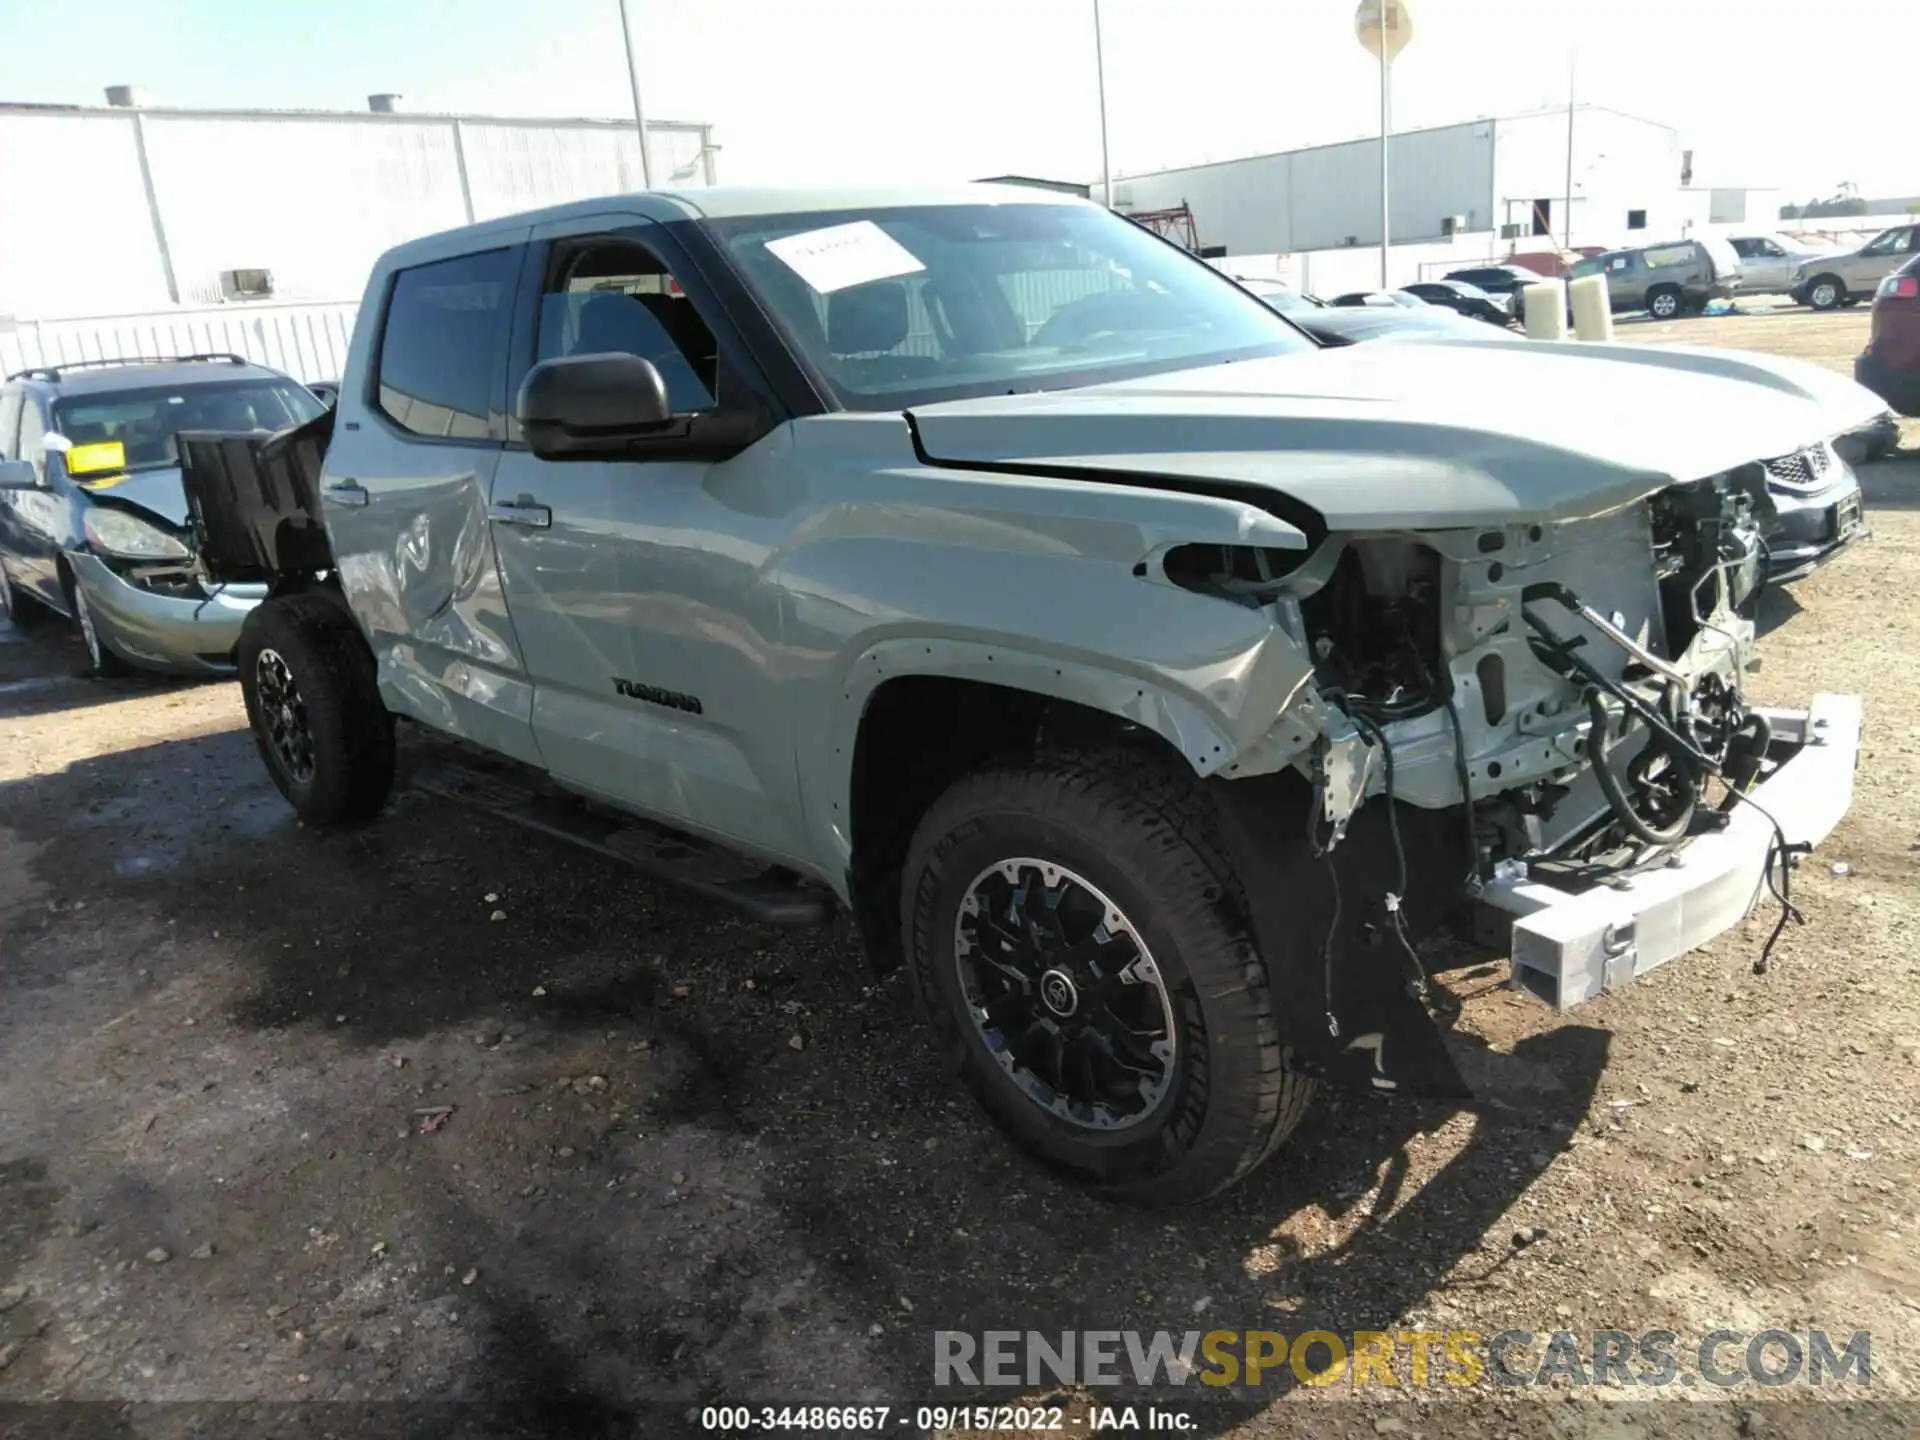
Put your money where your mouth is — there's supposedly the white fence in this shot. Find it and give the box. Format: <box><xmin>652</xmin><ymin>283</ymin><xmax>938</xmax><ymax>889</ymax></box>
<box><xmin>2</xmin><ymin>300</ymin><xmax>359</xmax><ymax>385</ymax></box>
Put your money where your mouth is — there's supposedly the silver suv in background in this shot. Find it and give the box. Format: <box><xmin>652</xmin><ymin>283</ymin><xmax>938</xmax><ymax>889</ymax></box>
<box><xmin>1571</xmin><ymin>236</ymin><xmax>1741</xmax><ymax>319</ymax></box>
<box><xmin>1792</xmin><ymin>222</ymin><xmax>1920</xmax><ymax>310</ymax></box>
<box><xmin>1726</xmin><ymin>233</ymin><xmax>1822</xmax><ymax>296</ymax></box>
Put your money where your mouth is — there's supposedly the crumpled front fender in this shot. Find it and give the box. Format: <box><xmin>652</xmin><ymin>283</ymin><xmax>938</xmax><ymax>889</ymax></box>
<box><xmin>1206</xmin><ymin>769</ymin><xmax>1472</xmax><ymax>1099</ymax></box>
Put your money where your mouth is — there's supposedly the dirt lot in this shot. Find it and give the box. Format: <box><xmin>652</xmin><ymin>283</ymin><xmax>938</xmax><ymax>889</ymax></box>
<box><xmin>3</xmin><ymin>310</ymin><xmax>1918</xmax><ymax>1439</ymax></box>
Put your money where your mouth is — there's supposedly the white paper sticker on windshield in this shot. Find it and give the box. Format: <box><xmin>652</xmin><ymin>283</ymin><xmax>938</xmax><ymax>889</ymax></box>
<box><xmin>765</xmin><ymin>220</ymin><xmax>926</xmax><ymax>295</ymax></box>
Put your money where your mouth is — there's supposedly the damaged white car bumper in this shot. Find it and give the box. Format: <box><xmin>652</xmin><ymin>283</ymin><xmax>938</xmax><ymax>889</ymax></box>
<box><xmin>1478</xmin><ymin>692</ymin><xmax>1862</xmax><ymax>1009</ymax></box>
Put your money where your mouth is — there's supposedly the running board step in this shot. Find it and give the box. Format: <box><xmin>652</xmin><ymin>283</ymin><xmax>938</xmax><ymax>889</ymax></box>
<box><xmin>410</xmin><ymin>758</ymin><xmax>836</xmax><ymax>927</ymax></box>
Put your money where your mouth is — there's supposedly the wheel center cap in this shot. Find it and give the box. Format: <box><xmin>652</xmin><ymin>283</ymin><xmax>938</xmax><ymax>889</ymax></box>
<box><xmin>1040</xmin><ymin>968</ymin><xmax>1079</xmax><ymax>1018</ymax></box>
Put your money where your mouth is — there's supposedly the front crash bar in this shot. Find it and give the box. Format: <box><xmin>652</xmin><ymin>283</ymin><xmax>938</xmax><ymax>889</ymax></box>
<box><xmin>1478</xmin><ymin>692</ymin><xmax>1862</xmax><ymax>1010</ymax></box>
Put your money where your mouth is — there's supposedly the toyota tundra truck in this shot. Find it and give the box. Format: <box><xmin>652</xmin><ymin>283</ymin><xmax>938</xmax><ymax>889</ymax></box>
<box><xmin>178</xmin><ymin>185</ymin><xmax>1873</xmax><ymax>1207</ymax></box>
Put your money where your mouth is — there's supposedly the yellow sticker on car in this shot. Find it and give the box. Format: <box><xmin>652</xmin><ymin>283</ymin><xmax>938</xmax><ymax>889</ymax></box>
<box><xmin>65</xmin><ymin>440</ymin><xmax>128</xmax><ymax>477</ymax></box>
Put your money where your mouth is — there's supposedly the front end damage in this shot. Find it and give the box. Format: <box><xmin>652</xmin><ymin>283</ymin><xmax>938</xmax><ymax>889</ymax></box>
<box><xmin>1180</xmin><ymin>463</ymin><xmax>1861</xmax><ymax>1096</ymax></box>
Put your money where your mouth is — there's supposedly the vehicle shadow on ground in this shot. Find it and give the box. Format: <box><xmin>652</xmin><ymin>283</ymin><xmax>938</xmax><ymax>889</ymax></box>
<box><xmin>0</xmin><ymin>622</ymin><xmax>210</xmax><ymax>722</ymax></box>
<box><xmin>0</xmin><ymin>727</ymin><xmax>1615</xmax><ymax>1432</ymax></box>
<box><xmin>1856</xmin><ymin>450</ymin><xmax>1920</xmax><ymax>511</ymax></box>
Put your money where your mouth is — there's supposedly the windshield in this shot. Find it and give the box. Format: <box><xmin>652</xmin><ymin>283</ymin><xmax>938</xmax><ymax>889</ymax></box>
<box><xmin>53</xmin><ymin>379</ymin><xmax>324</xmax><ymax>470</ymax></box>
<box><xmin>710</xmin><ymin>203</ymin><xmax>1314</xmax><ymax>409</ymax></box>
<box><xmin>1235</xmin><ymin>279</ymin><xmax>1317</xmax><ymax>313</ymax></box>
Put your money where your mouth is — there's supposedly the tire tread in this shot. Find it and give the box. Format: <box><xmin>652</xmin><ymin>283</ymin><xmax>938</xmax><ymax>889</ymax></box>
<box><xmin>239</xmin><ymin>593</ymin><xmax>394</xmax><ymax>824</ymax></box>
<box><xmin>904</xmin><ymin>741</ymin><xmax>1314</xmax><ymax>1206</ymax></box>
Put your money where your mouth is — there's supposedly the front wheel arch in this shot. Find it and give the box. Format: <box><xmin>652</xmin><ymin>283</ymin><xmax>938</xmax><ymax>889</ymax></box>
<box><xmin>836</xmin><ymin>668</ymin><xmax>1234</xmax><ymax>978</ymax></box>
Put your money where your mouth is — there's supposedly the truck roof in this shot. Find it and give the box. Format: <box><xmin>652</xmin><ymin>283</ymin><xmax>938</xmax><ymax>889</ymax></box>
<box><xmin>376</xmin><ymin>183</ymin><xmax>1087</xmax><ymax>271</ymax></box>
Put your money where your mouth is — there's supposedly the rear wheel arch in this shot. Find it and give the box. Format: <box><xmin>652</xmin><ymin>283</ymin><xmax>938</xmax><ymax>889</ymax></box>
<box><xmin>238</xmin><ymin>591</ymin><xmax>394</xmax><ymax>824</ymax></box>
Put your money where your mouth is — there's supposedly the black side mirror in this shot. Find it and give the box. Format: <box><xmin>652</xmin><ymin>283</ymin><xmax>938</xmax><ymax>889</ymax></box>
<box><xmin>517</xmin><ymin>352</ymin><xmax>676</xmax><ymax>459</ymax></box>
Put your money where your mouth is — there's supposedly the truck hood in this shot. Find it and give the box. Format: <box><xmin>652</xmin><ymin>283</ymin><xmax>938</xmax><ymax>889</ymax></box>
<box><xmin>906</xmin><ymin>339</ymin><xmax>1886</xmax><ymax>530</ymax></box>
<box><xmin>79</xmin><ymin>466</ymin><xmax>191</xmax><ymax>529</ymax></box>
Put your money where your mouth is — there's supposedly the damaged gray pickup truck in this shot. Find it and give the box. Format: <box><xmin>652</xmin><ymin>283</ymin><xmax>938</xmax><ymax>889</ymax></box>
<box><xmin>180</xmin><ymin>186</ymin><xmax>1874</xmax><ymax>1206</ymax></box>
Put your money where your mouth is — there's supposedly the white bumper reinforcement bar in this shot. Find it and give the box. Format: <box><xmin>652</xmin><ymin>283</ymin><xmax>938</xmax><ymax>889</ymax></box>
<box><xmin>1477</xmin><ymin>692</ymin><xmax>1863</xmax><ymax>1010</ymax></box>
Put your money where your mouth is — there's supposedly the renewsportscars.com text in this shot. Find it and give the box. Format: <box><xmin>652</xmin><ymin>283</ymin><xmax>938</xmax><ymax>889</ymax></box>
<box><xmin>934</xmin><ymin>1328</ymin><xmax>1872</xmax><ymax>1390</ymax></box>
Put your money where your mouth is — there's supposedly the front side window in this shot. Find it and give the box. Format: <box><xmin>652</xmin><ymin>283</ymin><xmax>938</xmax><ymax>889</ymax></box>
<box><xmin>376</xmin><ymin>248</ymin><xmax>518</xmax><ymax>440</ymax></box>
<box><xmin>1860</xmin><ymin>227</ymin><xmax>1913</xmax><ymax>257</ymax></box>
<box><xmin>533</xmin><ymin>241</ymin><xmax>718</xmax><ymax>413</ymax></box>
<box><xmin>710</xmin><ymin>203</ymin><xmax>1312</xmax><ymax>409</ymax></box>
<box><xmin>52</xmin><ymin>380</ymin><xmax>323</xmax><ymax>470</ymax></box>
<box><xmin>16</xmin><ymin>401</ymin><xmax>46</xmax><ymax>482</ymax></box>
<box><xmin>0</xmin><ymin>390</ymin><xmax>22</xmax><ymax>458</ymax></box>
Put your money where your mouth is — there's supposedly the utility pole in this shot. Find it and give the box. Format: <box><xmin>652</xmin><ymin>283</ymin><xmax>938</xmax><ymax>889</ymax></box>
<box><xmin>1356</xmin><ymin>2</ymin><xmax>1413</xmax><ymax>289</ymax></box>
<box><xmin>617</xmin><ymin>0</ymin><xmax>654</xmax><ymax>189</ymax></box>
<box><xmin>1378</xmin><ymin>39</ymin><xmax>1390</xmax><ymax>286</ymax></box>
<box><xmin>1563</xmin><ymin>47</ymin><xmax>1576</xmax><ymax>252</ymax></box>
<box><xmin>1093</xmin><ymin>0</ymin><xmax>1112</xmax><ymax>207</ymax></box>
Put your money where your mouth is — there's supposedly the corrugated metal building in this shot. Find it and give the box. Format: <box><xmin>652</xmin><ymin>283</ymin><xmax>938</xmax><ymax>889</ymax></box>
<box><xmin>0</xmin><ymin>92</ymin><xmax>716</xmax><ymax>317</ymax></box>
<box><xmin>1111</xmin><ymin>104</ymin><xmax>1685</xmax><ymax>262</ymax></box>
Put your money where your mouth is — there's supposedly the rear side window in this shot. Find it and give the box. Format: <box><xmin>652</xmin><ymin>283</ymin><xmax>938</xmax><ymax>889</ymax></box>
<box><xmin>375</xmin><ymin>248</ymin><xmax>518</xmax><ymax>440</ymax></box>
<box><xmin>16</xmin><ymin>402</ymin><xmax>46</xmax><ymax>481</ymax></box>
<box><xmin>0</xmin><ymin>390</ymin><xmax>21</xmax><ymax>457</ymax></box>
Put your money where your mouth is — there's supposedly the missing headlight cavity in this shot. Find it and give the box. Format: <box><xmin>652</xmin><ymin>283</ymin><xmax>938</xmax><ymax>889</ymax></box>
<box><xmin>1162</xmin><ymin>544</ymin><xmax>1311</xmax><ymax>601</ymax></box>
<box><xmin>1301</xmin><ymin>539</ymin><xmax>1443</xmax><ymax>713</ymax></box>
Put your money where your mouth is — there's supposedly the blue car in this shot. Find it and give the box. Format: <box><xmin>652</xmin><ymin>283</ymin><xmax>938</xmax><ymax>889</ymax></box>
<box><xmin>0</xmin><ymin>354</ymin><xmax>326</xmax><ymax>675</ymax></box>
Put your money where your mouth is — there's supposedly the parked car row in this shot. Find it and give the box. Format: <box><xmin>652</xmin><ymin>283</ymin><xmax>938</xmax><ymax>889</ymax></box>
<box><xmin>1434</xmin><ymin>223</ymin><xmax>1920</xmax><ymax>322</ymax></box>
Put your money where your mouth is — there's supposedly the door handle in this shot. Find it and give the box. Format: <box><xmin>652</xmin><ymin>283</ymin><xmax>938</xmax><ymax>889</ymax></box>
<box><xmin>489</xmin><ymin>500</ymin><xmax>552</xmax><ymax>529</ymax></box>
<box><xmin>323</xmin><ymin>479</ymin><xmax>369</xmax><ymax>508</ymax></box>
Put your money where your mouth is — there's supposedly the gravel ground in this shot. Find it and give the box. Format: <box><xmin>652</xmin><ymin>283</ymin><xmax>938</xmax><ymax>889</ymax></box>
<box><xmin>2</xmin><ymin>309</ymin><xmax>1917</xmax><ymax>1439</ymax></box>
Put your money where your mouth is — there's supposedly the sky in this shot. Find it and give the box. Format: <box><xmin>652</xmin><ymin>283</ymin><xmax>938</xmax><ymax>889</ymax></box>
<box><xmin>0</xmin><ymin>0</ymin><xmax>1911</xmax><ymax>204</ymax></box>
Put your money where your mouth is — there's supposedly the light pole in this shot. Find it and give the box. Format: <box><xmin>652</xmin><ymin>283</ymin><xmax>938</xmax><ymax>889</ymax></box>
<box><xmin>1355</xmin><ymin>1</ymin><xmax>1413</xmax><ymax>288</ymax></box>
<box><xmin>616</xmin><ymin>0</ymin><xmax>654</xmax><ymax>189</ymax></box>
<box><xmin>1562</xmin><ymin>47</ymin><xmax>1576</xmax><ymax>252</ymax></box>
<box><xmin>1093</xmin><ymin>0</ymin><xmax>1113</xmax><ymax>207</ymax></box>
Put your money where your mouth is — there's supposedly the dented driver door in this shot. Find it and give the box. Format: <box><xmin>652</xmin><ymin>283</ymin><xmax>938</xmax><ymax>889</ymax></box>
<box><xmin>321</xmin><ymin>236</ymin><xmax>543</xmax><ymax>766</ymax></box>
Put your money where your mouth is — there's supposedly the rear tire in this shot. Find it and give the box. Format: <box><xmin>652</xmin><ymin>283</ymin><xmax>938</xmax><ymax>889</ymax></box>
<box><xmin>902</xmin><ymin>746</ymin><xmax>1315</xmax><ymax>1207</ymax></box>
<box><xmin>238</xmin><ymin>593</ymin><xmax>394</xmax><ymax>824</ymax></box>
<box><xmin>1806</xmin><ymin>276</ymin><xmax>1845</xmax><ymax>310</ymax></box>
<box><xmin>1646</xmin><ymin>285</ymin><xmax>1683</xmax><ymax>321</ymax></box>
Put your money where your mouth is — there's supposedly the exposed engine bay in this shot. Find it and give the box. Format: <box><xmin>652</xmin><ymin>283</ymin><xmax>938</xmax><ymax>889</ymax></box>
<box><xmin>1170</xmin><ymin>462</ymin><xmax>1781</xmax><ymax>881</ymax></box>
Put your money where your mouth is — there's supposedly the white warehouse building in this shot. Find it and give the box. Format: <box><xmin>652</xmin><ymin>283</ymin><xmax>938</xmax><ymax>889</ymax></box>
<box><xmin>1112</xmin><ymin>104</ymin><xmax>1689</xmax><ymax>277</ymax></box>
<box><xmin>0</xmin><ymin>90</ymin><xmax>717</xmax><ymax>319</ymax></box>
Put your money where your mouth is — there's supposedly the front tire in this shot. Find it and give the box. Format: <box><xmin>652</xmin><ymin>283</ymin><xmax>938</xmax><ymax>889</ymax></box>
<box><xmin>238</xmin><ymin>593</ymin><xmax>394</xmax><ymax>824</ymax></box>
<box><xmin>71</xmin><ymin>582</ymin><xmax>131</xmax><ymax>676</ymax></box>
<box><xmin>902</xmin><ymin>747</ymin><xmax>1315</xmax><ymax>1206</ymax></box>
<box><xmin>0</xmin><ymin>565</ymin><xmax>35</xmax><ymax>630</ymax></box>
<box><xmin>1806</xmin><ymin>276</ymin><xmax>1845</xmax><ymax>310</ymax></box>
